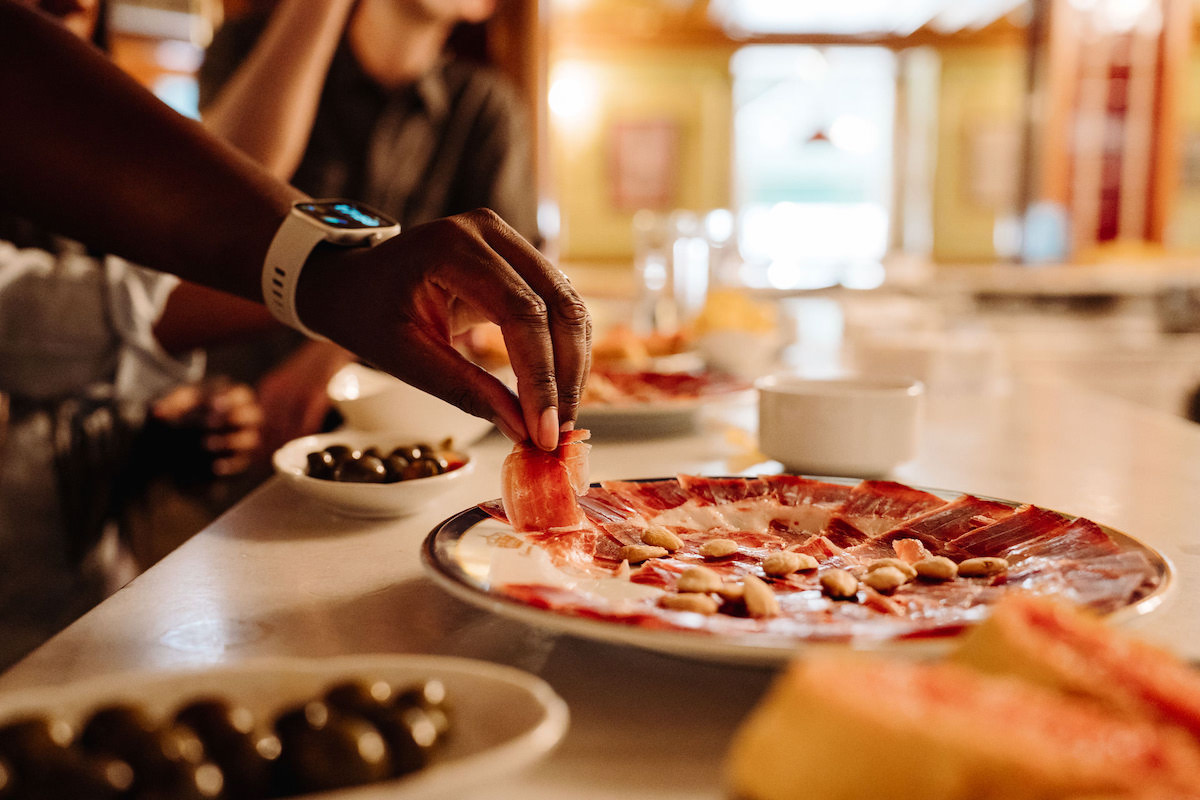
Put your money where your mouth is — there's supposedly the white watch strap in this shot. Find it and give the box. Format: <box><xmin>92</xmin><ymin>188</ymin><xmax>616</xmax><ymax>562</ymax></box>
<box><xmin>262</xmin><ymin>210</ymin><xmax>334</xmax><ymax>341</ymax></box>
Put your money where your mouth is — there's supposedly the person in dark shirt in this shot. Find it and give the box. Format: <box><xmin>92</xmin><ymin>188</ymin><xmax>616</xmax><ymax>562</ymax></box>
<box><xmin>197</xmin><ymin>0</ymin><xmax>541</xmax><ymax>452</ymax></box>
<box><xmin>201</xmin><ymin>0</ymin><xmax>538</xmax><ymax>242</ymax></box>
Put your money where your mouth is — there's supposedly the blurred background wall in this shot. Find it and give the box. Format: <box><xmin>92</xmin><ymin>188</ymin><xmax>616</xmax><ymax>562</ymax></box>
<box><xmin>105</xmin><ymin>0</ymin><xmax>1200</xmax><ymax>286</ymax></box>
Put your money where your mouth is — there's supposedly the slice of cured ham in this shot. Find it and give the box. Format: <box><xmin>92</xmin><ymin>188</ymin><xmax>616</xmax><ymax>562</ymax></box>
<box><xmin>836</xmin><ymin>480</ymin><xmax>946</xmax><ymax>535</ymax></box>
<box><xmin>500</xmin><ymin>429</ymin><xmax>591</xmax><ymax>532</ymax></box>
<box><xmin>476</xmin><ymin>473</ymin><xmax>1165</xmax><ymax>644</ymax></box>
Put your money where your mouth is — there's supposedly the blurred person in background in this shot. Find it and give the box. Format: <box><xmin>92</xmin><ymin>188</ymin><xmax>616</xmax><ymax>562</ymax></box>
<box><xmin>0</xmin><ymin>0</ymin><xmax>585</xmax><ymax>455</ymax></box>
<box><xmin>198</xmin><ymin>0</ymin><xmax>540</xmax><ymax>455</ymax></box>
<box><xmin>0</xmin><ymin>0</ymin><xmax>588</xmax><ymax>669</ymax></box>
<box><xmin>0</xmin><ymin>0</ymin><xmax>265</xmax><ymax>669</ymax></box>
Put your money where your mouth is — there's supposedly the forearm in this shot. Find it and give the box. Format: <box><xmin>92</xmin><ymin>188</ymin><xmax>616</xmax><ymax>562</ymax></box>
<box><xmin>154</xmin><ymin>281</ymin><xmax>281</xmax><ymax>354</ymax></box>
<box><xmin>0</xmin><ymin>1</ymin><xmax>301</xmax><ymax>302</ymax></box>
<box><xmin>201</xmin><ymin>0</ymin><xmax>355</xmax><ymax>179</ymax></box>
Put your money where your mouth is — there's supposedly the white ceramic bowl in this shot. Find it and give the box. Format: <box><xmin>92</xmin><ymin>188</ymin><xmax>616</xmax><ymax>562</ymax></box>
<box><xmin>0</xmin><ymin>654</ymin><xmax>569</xmax><ymax>800</ymax></box>
<box><xmin>273</xmin><ymin>430</ymin><xmax>475</xmax><ymax>518</ymax></box>
<box><xmin>755</xmin><ymin>374</ymin><xmax>924</xmax><ymax>478</ymax></box>
<box><xmin>328</xmin><ymin>363</ymin><xmax>496</xmax><ymax>446</ymax></box>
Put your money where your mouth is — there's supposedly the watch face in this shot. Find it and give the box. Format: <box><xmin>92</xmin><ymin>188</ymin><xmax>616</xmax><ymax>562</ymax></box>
<box><xmin>296</xmin><ymin>201</ymin><xmax>398</xmax><ymax>231</ymax></box>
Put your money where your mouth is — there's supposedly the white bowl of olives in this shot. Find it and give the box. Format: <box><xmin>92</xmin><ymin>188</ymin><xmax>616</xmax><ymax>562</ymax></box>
<box><xmin>273</xmin><ymin>431</ymin><xmax>474</xmax><ymax>518</ymax></box>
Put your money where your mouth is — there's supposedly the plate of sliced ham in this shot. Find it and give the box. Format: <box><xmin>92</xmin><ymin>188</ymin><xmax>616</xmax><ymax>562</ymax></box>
<box><xmin>421</xmin><ymin>435</ymin><xmax>1171</xmax><ymax>665</ymax></box>
<box><xmin>575</xmin><ymin>369</ymin><xmax>753</xmax><ymax>433</ymax></box>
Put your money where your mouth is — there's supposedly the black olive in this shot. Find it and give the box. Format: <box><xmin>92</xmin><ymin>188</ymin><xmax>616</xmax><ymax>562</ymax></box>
<box><xmin>79</xmin><ymin>705</ymin><xmax>211</xmax><ymax>795</ymax></box>
<box><xmin>324</xmin><ymin>679</ymin><xmax>394</xmax><ymax>719</ymax></box>
<box><xmin>305</xmin><ymin>450</ymin><xmax>336</xmax><ymax>479</ymax></box>
<box><xmin>322</xmin><ymin>445</ymin><xmax>355</xmax><ymax>469</ymax></box>
<box><xmin>394</xmin><ymin>679</ymin><xmax>450</xmax><ymax>740</ymax></box>
<box><xmin>394</xmin><ymin>679</ymin><xmax>447</xmax><ymax>711</ymax></box>
<box><xmin>333</xmin><ymin>454</ymin><xmax>388</xmax><ymax>483</ymax></box>
<box><xmin>273</xmin><ymin>703</ymin><xmax>390</xmax><ymax>795</ymax></box>
<box><xmin>415</xmin><ymin>444</ymin><xmax>436</xmax><ymax>460</ymax></box>
<box><xmin>394</xmin><ymin>445</ymin><xmax>423</xmax><ymax>463</ymax></box>
<box><xmin>174</xmin><ymin>698</ymin><xmax>277</xmax><ymax>800</ymax></box>
<box><xmin>131</xmin><ymin>758</ymin><xmax>224</xmax><ymax>800</ymax></box>
<box><xmin>383</xmin><ymin>454</ymin><xmax>411</xmax><ymax>482</ymax></box>
<box><xmin>386</xmin><ymin>447</ymin><xmax>413</xmax><ymax>465</ymax></box>
<box><xmin>401</xmin><ymin>458</ymin><xmax>441</xmax><ymax>481</ymax></box>
<box><xmin>273</xmin><ymin>701</ymin><xmax>327</xmax><ymax>742</ymax></box>
<box><xmin>361</xmin><ymin>446</ymin><xmax>385</xmax><ymax>460</ymax></box>
<box><xmin>0</xmin><ymin>716</ymin><xmax>74</xmax><ymax>772</ymax></box>
<box><xmin>78</xmin><ymin>704</ymin><xmax>158</xmax><ymax>760</ymax></box>
<box><xmin>366</xmin><ymin>704</ymin><xmax>442</xmax><ymax>777</ymax></box>
<box><xmin>7</xmin><ymin>750</ymin><xmax>134</xmax><ymax>800</ymax></box>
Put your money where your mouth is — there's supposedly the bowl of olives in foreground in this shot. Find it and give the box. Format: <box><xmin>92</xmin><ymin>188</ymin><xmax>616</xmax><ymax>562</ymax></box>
<box><xmin>0</xmin><ymin>654</ymin><xmax>568</xmax><ymax>800</ymax></box>
<box><xmin>273</xmin><ymin>431</ymin><xmax>474</xmax><ymax>518</ymax></box>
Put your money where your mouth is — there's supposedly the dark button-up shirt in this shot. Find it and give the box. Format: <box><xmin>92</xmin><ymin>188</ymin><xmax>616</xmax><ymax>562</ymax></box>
<box><xmin>199</xmin><ymin>14</ymin><xmax>540</xmax><ymax>243</ymax></box>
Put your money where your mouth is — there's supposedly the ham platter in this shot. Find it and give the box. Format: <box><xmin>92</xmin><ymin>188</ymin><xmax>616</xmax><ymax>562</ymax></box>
<box><xmin>422</xmin><ymin>474</ymin><xmax>1170</xmax><ymax>665</ymax></box>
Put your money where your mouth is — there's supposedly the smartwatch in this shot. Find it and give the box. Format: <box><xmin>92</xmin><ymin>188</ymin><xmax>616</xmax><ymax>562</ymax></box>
<box><xmin>262</xmin><ymin>199</ymin><xmax>401</xmax><ymax>340</ymax></box>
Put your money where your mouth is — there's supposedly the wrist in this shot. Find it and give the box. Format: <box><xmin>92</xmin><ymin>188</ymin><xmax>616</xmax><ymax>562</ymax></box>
<box><xmin>261</xmin><ymin>200</ymin><xmax>400</xmax><ymax>341</ymax></box>
<box><xmin>293</xmin><ymin>243</ymin><xmax>351</xmax><ymax>341</ymax></box>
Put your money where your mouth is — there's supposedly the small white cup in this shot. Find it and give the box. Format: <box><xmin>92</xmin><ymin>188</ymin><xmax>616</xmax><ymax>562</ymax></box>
<box><xmin>755</xmin><ymin>374</ymin><xmax>924</xmax><ymax>477</ymax></box>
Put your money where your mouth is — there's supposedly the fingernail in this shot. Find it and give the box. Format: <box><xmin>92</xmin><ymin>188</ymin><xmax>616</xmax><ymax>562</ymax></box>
<box><xmin>539</xmin><ymin>407</ymin><xmax>559</xmax><ymax>450</ymax></box>
<box><xmin>493</xmin><ymin>416</ymin><xmax>524</xmax><ymax>444</ymax></box>
<box><xmin>560</xmin><ymin>419</ymin><xmax>575</xmax><ymax>432</ymax></box>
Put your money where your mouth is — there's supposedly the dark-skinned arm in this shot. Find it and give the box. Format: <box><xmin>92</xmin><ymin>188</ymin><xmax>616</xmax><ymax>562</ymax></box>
<box><xmin>0</xmin><ymin>2</ymin><xmax>590</xmax><ymax>449</ymax></box>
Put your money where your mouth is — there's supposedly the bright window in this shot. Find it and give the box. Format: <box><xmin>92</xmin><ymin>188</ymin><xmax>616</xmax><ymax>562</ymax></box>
<box><xmin>731</xmin><ymin>46</ymin><xmax>896</xmax><ymax>289</ymax></box>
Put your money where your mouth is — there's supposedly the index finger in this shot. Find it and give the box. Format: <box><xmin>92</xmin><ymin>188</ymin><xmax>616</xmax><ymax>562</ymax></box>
<box><xmin>468</xmin><ymin>211</ymin><xmax>592</xmax><ymax>434</ymax></box>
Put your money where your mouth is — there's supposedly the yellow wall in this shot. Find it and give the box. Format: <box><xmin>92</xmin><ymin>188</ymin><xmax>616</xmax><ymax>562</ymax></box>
<box><xmin>1167</xmin><ymin>50</ymin><xmax>1200</xmax><ymax>249</ymax></box>
<box><xmin>549</xmin><ymin>50</ymin><xmax>733</xmax><ymax>262</ymax></box>
<box><xmin>547</xmin><ymin>35</ymin><xmax>1026</xmax><ymax>266</ymax></box>
<box><xmin>931</xmin><ymin>44</ymin><xmax>1027</xmax><ymax>262</ymax></box>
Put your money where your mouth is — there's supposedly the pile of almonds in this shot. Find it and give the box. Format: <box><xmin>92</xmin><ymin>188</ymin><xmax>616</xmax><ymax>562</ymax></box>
<box><xmin>618</xmin><ymin>525</ymin><xmax>1010</xmax><ymax>619</ymax></box>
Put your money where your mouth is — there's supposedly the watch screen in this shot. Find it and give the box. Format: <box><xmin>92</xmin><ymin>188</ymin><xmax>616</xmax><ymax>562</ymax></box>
<box><xmin>296</xmin><ymin>201</ymin><xmax>397</xmax><ymax>230</ymax></box>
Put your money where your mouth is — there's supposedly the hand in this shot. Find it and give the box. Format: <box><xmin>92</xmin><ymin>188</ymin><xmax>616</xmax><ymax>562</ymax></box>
<box><xmin>296</xmin><ymin>209</ymin><xmax>592</xmax><ymax>451</ymax></box>
<box><xmin>255</xmin><ymin>340</ymin><xmax>355</xmax><ymax>455</ymax></box>
<box><xmin>151</xmin><ymin>379</ymin><xmax>264</xmax><ymax>478</ymax></box>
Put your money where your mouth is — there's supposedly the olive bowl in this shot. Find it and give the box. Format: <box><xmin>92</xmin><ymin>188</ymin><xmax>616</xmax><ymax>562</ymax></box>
<box><xmin>273</xmin><ymin>430</ymin><xmax>475</xmax><ymax>519</ymax></box>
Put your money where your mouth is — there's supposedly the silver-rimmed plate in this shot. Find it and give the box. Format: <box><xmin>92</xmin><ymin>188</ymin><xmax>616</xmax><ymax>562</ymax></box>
<box><xmin>421</xmin><ymin>477</ymin><xmax>1172</xmax><ymax>666</ymax></box>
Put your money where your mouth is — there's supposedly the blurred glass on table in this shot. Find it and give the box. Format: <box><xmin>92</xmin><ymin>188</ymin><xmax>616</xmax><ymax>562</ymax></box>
<box><xmin>632</xmin><ymin>207</ymin><xmax>786</xmax><ymax>378</ymax></box>
<box><xmin>632</xmin><ymin>209</ymin><xmax>712</xmax><ymax>337</ymax></box>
